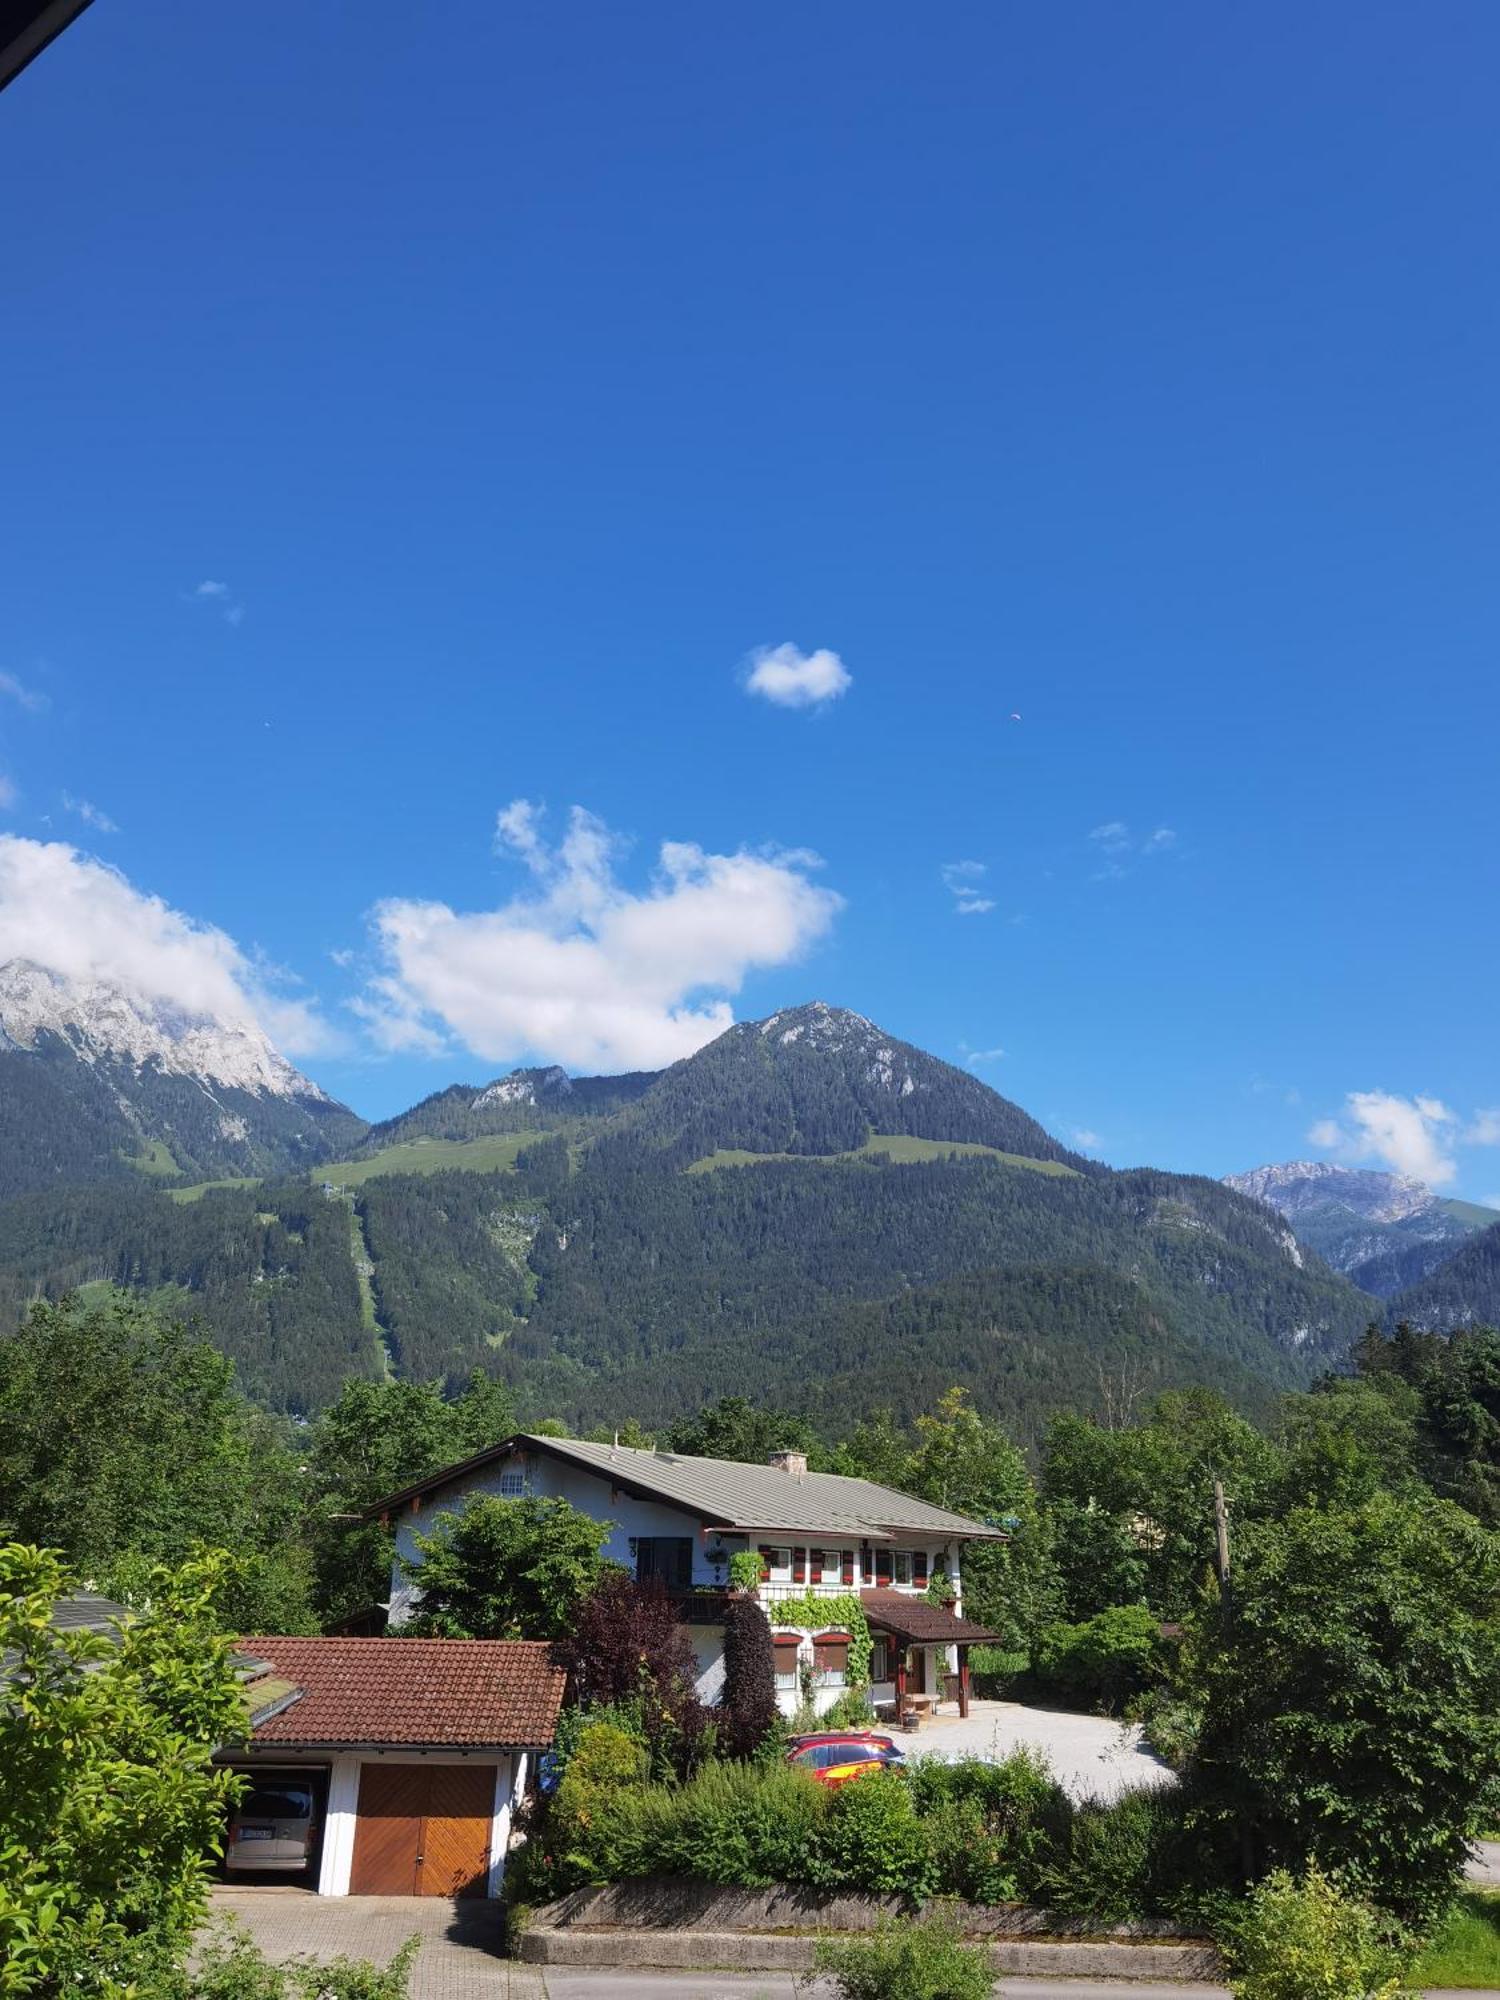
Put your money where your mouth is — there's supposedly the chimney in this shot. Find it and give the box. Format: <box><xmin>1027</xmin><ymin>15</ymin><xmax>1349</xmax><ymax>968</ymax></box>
<box><xmin>768</xmin><ymin>1450</ymin><xmax>808</xmax><ymax>1477</ymax></box>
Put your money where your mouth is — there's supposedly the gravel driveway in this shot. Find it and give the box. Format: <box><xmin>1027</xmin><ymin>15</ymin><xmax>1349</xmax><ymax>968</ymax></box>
<box><xmin>905</xmin><ymin>1698</ymin><xmax>1177</xmax><ymax>1802</ymax></box>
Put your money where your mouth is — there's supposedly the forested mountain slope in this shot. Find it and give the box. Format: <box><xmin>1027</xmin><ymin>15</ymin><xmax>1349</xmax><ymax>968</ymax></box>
<box><xmin>360</xmin><ymin>1064</ymin><xmax>656</xmax><ymax>1150</ymax></box>
<box><xmin>1390</xmin><ymin>1219</ymin><xmax>1500</xmax><ymax>1334</ymax></box>
<box><xmin>0</xmin><ymin>998</ymin><xmax>1384</xmax><ymax>1429</ymax></box>
<box><xmin>593</xmin><ymin>1001</ymin><xmax>1089</xmax><ymax>1170</ymax></box>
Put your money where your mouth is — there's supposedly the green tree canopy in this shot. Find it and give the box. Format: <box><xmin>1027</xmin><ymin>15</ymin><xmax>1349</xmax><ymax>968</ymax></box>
<box><xmin>402</xmin><ymin>1493</ymin><xmax>612</xmax><ymax>1638</ymax></box>
<box><xmin>1043</xmin><ymin>1388</ymin><xmax>1277</xmax><ymax>1619</ymax></box>
<box><xmin>0</xmin><ymin>1291</ymin><xmax>314</xmax><ymax>1632</ymax></box>
<box><xmin>0</xmin><ymin>1544</ymin><xmax>245</xmax><ymax>1997</ymax></box>
<box><xmin>1186</xmin><ymin>1491</ymin><xmax>1500</xmax><ymax>1923</ymax></box>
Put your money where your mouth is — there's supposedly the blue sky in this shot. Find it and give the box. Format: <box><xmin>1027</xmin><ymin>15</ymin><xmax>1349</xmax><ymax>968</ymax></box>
<box><xmin>3</xmin><ymin>1</ymin><xmax>1497</xmax><ymax>1196</ymax></box>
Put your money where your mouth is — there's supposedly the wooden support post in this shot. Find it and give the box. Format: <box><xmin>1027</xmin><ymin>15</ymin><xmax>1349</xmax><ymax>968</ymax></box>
<box><xmin>958</xmin><ymin>1648</ymin><xmax>971</xmax><ymax>1719</ymax></box>
<box><xmin>895</xmin><ymin>1649</ymin><xmax>908</xmax><ymax>1709</ymax></box>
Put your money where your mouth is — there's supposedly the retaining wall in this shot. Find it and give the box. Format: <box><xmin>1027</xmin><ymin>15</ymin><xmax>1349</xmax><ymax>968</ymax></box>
<box><xmin>517</xmin><ymin>1877</ymin><xmax>1223</xmax><ymax>1980</ymax></box>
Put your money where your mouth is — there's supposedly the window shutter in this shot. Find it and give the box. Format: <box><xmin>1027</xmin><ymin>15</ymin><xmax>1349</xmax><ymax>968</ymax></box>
<box><xmin>914</xmin><ymin>1550</ymin><xmax>929</xmax><ymax>1587</ymax></box>
<box><xmin>813</xmin><ymin>1631</ymin><xmax>851</xmax><ymax>1677</ymax></box>
<box><xmin>792</xmin><ymin>1546</ymin><xmax>806</xmax><ymax>1585</ymax></box>
<box><xmin>841</xmin><ymin>1548</ymin><xmax>854</xmax><ymax>1586</ymax></box>
<box><xmin>876</xmin><ymin>1548</ymin><xmax>893</xmax><ymax>1586</ymax></box>
<box><xmin>758</xmin><ymin>1545</ymin><xmax>773</xmax><ymax>1583</ymax></box>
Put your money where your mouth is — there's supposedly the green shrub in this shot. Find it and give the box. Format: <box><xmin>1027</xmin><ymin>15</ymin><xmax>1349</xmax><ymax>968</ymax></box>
<box><xmin>186</xmin><ymin>1923</ymin><xmax>420</xmax><ymax>1999</ymax></box>
<box><xmin>1036</xmin><ymin>1785</ymin><xmax>1183</xmax><ymax>1922</ymax></box>
<box><xmin>966</xmin><ymin>1644</ymin><xmax>1027</xmax><ymax>1698</ymax></box>
<box><xmin>647</xmin><ymin>1760</ymin><xmax>828</xmax><ymax>1887</ymax></box>
<box><xmin>1034</xmin><ymin>1604</ymin><xmax>1164</xmax><ymax>1714</ymax></box>
<box><xmin>815</xmin><ymin>1770</ymin><xmax>935</xmax><ymax>1897</ymax></box>
<box><xmin>812</xmin><ymin>1911</ymin><xmax>994</xmax><ymax>2000</ymax></box>
<box><xmin>821</xmin><ymin>1688</ymin><xmax>879</xmax><ymax>1730</ymax></box>
<box><xmin>1127</xmin><ymin>1685</ymin><xmax>1201</xmax><ymax>1770</ymax></box>
<box><xmin>541</xmin><ymin>1720</ymin><xmax>652</xmax><ymax>1891</ymax></box>
<box><xmin>1227</xmin><ymin>1864</ymin><xmax>1414</xmax><ymax>2000</ymax></box>
<box><xmin>560</xmin><ymin>1719</ymin><xmax>651</xmax><ymax>1790</ymax></box>
<box><xmin>907</xmin><ymin>1751</ymin><xmax>1070</xmax><ymax>1901</ymax></box>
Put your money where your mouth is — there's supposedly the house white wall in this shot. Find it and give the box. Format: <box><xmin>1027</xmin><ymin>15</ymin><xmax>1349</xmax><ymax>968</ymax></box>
<box><xmin>388</xmin><ymin>1449</ymin><xmax>722</xmax><ymax>1625</ymax></box>
<box><xmin>385</xmin><ymin>1442</ymin><xmax>984</xmax><ymax>1722</ymax></box>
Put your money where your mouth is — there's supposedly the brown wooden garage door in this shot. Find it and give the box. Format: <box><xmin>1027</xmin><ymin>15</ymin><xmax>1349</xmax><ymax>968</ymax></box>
<box><xmin>349</xmin><ymin>1762</ymin><xmax>495</xmax><ymax>1896</ymax></box>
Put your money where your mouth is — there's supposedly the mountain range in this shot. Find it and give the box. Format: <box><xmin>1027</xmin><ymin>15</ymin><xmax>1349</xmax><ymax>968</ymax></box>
<box><xmin>1223</xmin><ymin>1160</ymin><xmax>1499</xmax><ymax>1311</ymax></box>
<box><xmin>0</xmin><ymin>963</ymin><xmax>1492</xmax><ymax>1435</ymax></box>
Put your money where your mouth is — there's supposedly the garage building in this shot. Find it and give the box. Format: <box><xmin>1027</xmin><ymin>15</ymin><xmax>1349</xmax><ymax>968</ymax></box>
<box><xmin>225</xmin><ymin>1636</ymin><xmax>566</xmax><ymax>1898</ymax></box>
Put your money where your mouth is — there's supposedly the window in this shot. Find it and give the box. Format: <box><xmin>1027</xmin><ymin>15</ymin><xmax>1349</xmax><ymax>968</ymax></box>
<box><xmin>813</xmin><ymin>1631</ymin><xmax>850</xmax><ymax>1686</ymax></box>
<box><xmin>498</xmin><ymin>1471</ymin><xmax>528</xmax><ymax>1498</ymax></box>
<box><xmin>819</xmin><ymin>1548</ymin><xmax>841</xmax><ymax>1583</ymax></box>
<box><xmin>773</xmin><ymin>1635</ymin><xmax>801</xmax><ymax>1690</ymax></box>
<box><xmin>764</xmin><ymin>1546</ymin><xmax>792</xmax><ymax>1581</ymax></box>
<box><xmin>871</xmin><ymin>1639</ymin><xmax>890</xmax><ymax>1683</ymax></box>
<box><xmin>635</xmin><ymin>1537</ymin><xmax>693</xmax><ymax>1588</ymax></box>
<box><xmin>892</xmin><ymin>1552</ymin><xmax>913</xmax><ymax>1586</ymax></box>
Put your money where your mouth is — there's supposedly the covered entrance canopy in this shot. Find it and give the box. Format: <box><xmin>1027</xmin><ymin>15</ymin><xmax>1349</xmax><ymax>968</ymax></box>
<box><xmin>860</xmin><ymin>1589</ymin><xmax>999</xmax><ymax>1720</ymax></box>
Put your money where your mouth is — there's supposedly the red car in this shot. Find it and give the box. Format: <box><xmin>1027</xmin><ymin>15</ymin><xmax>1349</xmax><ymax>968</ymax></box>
<box><xmin>786</xmin><ymin>1731</ymin><xmax>906</xmax><ymax>1789</ymax></box>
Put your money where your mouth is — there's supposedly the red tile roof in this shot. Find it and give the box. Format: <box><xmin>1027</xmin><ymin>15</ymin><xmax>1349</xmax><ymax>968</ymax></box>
<box><xmin>860</xmin><ymin>1590</ymin><xmax>1000</xmax><ymax>1646</ymax></box>
<box><xmin>238</xmin><ymin>1638</ymin><xmax>566</xmax><ymax>1749</ymax></box>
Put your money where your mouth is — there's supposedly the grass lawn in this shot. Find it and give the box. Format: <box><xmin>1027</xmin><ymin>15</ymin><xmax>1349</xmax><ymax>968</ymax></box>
<box><xmin>167</xmin><ymin>1168</ymin><xmax>262</xmax><ymax>1200</ymax></box>
<box><xmin>318</xmin><ymin>1131</ymin><xmax>534</xmax><ymax>1186</ymax></box>
<box><xmin>124</xmin><ymin>1139</ymin><xmax>180</xmax><ymax>1177</ymax></box>
<box><xmin>688</xmin><ymin>1133</ymin><xmax>1080</xmax><ymax>1176</ymax></box>
<box><xmin>1412</xmin><ymin>1891</ymin><xmax>1500</xmax><ymax>1987</ymax></box>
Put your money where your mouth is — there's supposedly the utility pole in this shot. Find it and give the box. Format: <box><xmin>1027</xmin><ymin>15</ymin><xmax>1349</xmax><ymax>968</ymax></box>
<box><xmin>1213</xmin><ymin>1479</ymin><xmax>1231</xmax><ymax>1589</ymax></box>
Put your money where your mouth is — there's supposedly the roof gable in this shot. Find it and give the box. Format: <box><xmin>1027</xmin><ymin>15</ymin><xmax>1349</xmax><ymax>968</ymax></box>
<box><xmin>235</xmin><ymin>1637</ymin><xmax>566</xmax><ymax>1750</ymax></box>
<box><xmin>372</xmin><ymin>1432</ymin><xmax>1001</xmax><ymax>1542</ymax></box>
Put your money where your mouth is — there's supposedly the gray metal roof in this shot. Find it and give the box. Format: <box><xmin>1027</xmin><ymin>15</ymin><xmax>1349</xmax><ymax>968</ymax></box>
<box><xmin>508</xmin><ymin>1434</ymin><xmax>1000</xmax><ymax>1540</ymax></box>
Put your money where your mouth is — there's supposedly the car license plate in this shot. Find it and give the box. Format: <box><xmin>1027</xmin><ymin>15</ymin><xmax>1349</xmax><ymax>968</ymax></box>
<box><xmin>237</xmin><ymin>1827</ymin><xmax>275</xmax><ymax>1841</ymax></box>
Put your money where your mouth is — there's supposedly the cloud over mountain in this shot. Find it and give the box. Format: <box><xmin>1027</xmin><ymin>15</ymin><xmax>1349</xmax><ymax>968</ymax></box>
<box><xmin>358</xmin><ymin>802</ymin><xmax>844</xmax><ymax>1071</ymax></box>
<box><xmin>0</xmin><ymin>835</ymin><xmax>327</xmax><ymax>1056</ymax></box>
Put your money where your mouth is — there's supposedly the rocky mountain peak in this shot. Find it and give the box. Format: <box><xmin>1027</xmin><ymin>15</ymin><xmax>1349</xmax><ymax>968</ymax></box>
<box><xmin>1226</xmin><ymin>1160</ymin><xmax>1438</xmax><ymax>1226</ymax></box>
<box><xmin>0</xmin><ymin>957</ymin><xmax>327</xmax><ymax>1102</ymax></box>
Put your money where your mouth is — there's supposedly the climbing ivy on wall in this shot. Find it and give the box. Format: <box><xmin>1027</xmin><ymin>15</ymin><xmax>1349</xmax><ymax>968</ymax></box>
<box><xmin>766</xmin><ymin>1591</ymin><xmax>873</xmax><ymax>1688</ymax></box>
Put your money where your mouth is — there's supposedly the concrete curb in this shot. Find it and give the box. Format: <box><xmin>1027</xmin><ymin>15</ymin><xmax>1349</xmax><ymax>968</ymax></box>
<box><xmin>517</xmin><ymin>1926</ymin><xmax>1222</xmax><ymax>1979</ymax></box>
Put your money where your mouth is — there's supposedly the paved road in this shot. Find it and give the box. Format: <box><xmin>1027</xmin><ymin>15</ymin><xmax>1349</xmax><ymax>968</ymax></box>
<box><xmin>205</xmin><ymin>1889</ymin><xmax>1492</xmax><ymax>1998</ymax></box>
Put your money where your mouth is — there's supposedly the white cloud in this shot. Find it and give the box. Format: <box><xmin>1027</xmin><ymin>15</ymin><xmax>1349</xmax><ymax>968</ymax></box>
<box><xmin>941</xmin><ymin>859</ymin><xmax>996</xmax><ymax>916</ymax></box>
<box><xmin>1466</xmin><ymin>1109</ymin><xmax>1500</xmax><ymax>1147</ymax></box>
<box><xmin>743</xmin><ymin>642</ymin><xmax>852</xmax><ymax>710</ymax></box>
<box><xmin>0</xmin><ymin>835</ymin><xmax>329</xmax><ymax>1056</ymax></box>
<box><xmin>61</xmin><ymin>793</ymin><xmax>119</xmax><ymax>835</ymax></box>
<box><xmin>189</xmin><ymin>580</ymin><xmax>246</xmax><ymax>627</ymax></box>
<box><xmin>1482</xmin><ymin>1195</ymin><xmax>1500</xmax><ymax>1213</ymax></box>
<box><xmin>1072</xmin><ymin>1128</ymin><xmax>1104</xmax><ymax>1151</ymax></box>
<box><xmin>961</xmin><ymin>1043</ymin><xmax>1005</xmax><ymax>1068</ymax></box>
<box><xmin>0</xmin><ymin>671</ymin><xmax>47</xmax><ymax>714</ymax></box>
<box><xmin>1309</xmin><ymin>1090</ymin><xmax>1462</xmax><ymax>1187</ymax></box>
<box><xmin>0</xmin><ymin>776</ymin><xmax>17</xmax><ymax>812</ymax></box>
<box><xmin>357</xmin><ymin>802</ymin><xmax>844</xmax><ymax>1072</ymax></box>
<box><xmin>1088</xmin><ymin>821</ymin><xmax>1179</xmax><ymax>878</ymax></box>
